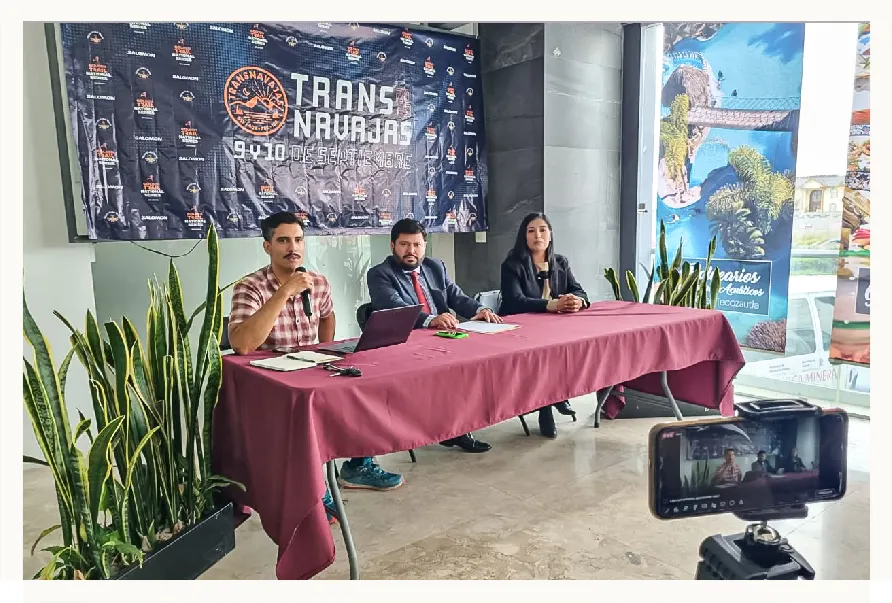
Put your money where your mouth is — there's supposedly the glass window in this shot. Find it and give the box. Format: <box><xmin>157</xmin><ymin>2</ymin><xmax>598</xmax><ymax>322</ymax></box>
<box><xmin>815</xmin><ymin>295</ymin><xmax>835</xmax><ymax>352</ymax></box>
<box><xmin>786</xmin><ymin>297</ymin><xmax>817</xmax><ymax>356</ymax></box>
<box><xmin>808</xmin><ymin>190</ymin><xmax>824</xmax><ymax>212</ymax></box>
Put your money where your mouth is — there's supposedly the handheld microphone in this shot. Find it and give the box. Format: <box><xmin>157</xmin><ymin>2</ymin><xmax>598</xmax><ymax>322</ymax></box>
<box><xmin>295</xmin><ymin>266</ymin><xmax>313</xmax><ymax>317</ymax></box>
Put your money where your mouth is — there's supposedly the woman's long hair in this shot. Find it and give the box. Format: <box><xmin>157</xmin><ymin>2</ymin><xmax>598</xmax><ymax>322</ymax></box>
<box><xmin>507</xmin><ymin>212</ymin><xmax>554</xmax><ymax>265</ymax></box>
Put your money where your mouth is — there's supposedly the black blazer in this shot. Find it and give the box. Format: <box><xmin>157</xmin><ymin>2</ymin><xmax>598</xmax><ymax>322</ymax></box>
<box><xmin>367</xmin><ymin>256</ymin><xmax>483</xmax><ymax>329</ymax></box>
<box><xmin>499</xmin><ymin>254</ymin><xmax>589</xmax><ymax>315</ymax></box>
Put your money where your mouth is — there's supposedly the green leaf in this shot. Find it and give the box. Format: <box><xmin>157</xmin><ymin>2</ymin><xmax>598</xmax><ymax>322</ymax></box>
<box><xmin>625</xmin><ymin>270</ymin><xmax>639</xmax><ymax>303</ymax></box>
<box><xmin>642</xmin><ymin>262</ymin><xmax>655</xmax><ymax>304</ymax></box>
<box><xmin>58</xmin><ymin>347</ymin><xmax>76</xmax><ymax>399</ymax></box>
<box><xmin>74</xmin><ymin>417</ymin><xmax>92</xmax><ymax>444</ymax></box>
<box><xmin>23</xmin><ymin>455</ymin><xmax>50</xmax><ymax>466</ymax></box>
<box><xmin>87</xmin><ymin>416</ymin><xmax>125</xmax><ymax>527</ymax></box>
<box><xmin>658</xmin><ymin>221</ymin><xmax>668</xmax><ymax>275</ymax></box>
<box><xmin>710</xmin><ymin>268</ymin><xmax>722</xmax><ymax>309</ymax></box>
<box><xmin>30</xmin><ymin>524</ymin><xmax>61</xmax><ymax>556</ymax></box>
<box><xmin>603</xmin><ymin>268</ymin><xmax>622</xmax><ymax>301</ymax></box>
<box><xmin>200</xmin><ymin>332</ymin><xmax>223</xmax><ymax>501</ymax></box>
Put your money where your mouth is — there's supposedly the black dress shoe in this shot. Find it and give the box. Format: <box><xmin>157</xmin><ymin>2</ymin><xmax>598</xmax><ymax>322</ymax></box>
<box><xmin>440</xmin><ymin>433</ymin><xmax>492</xmax><ymax>453</ymax></box>
<box><xmin>553</xmin><ymin>400</ymin><xmax>577</xmax><ymax>421</ymax></box>
<box><xmin>538</xmin><ymin>406</ymin><xmax>557</xmax><ymax>439</ymax></box>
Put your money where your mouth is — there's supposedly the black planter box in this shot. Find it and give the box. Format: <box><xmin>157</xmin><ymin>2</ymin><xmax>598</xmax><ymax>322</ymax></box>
<box><xmin>114</xmin><ymin>502</ymin><xmax>235</xmax><ymax>580</ymax></box>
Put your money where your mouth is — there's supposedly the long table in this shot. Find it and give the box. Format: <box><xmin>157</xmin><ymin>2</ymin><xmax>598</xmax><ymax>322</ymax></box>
<box><xmin>212</xmin><ymin>301</ymin><xmax>745</xmax><ymax>580</ymax></box>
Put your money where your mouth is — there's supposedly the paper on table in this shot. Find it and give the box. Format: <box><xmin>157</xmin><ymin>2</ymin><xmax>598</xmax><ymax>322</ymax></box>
<box><xmin>286</xmin><ymin>351</ymin><xmax>344</xmax><ymax>363</ymax></box>
<box><xmin>249</xmin><ymin>356</ymin><xmax>317</xmax><ymax>372</ymax></box>
<box><xmin>455</xmin><ymin>321</ymin><xmax>519</xmax><ymax>334</ymax></box>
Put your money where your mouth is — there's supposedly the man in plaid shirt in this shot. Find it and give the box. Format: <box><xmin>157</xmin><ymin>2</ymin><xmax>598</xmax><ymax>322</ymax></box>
<box><xmin>712</xmin><ymin>448</ymin><xmax>742</xmax><ymax>486</ymax></box>
<box><xmin>229</xmin><ymin>212</ymin><xmax>403</xmax><ymax>497</ymax></box>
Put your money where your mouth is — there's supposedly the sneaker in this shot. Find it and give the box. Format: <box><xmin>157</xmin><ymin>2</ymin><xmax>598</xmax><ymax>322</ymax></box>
<box><xmin>338</xmin><ymin>458</ymin><xmax>404</xmax><ymax>491</ymax></box>
<box><xmin>322</xmin><ymin>488</ymin><xmax>338</xmax><ymax>524</ymax></box>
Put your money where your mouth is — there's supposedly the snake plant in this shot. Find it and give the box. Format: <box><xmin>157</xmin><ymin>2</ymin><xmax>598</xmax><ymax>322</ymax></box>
<box><xmin>604</xmin><ymin>220</ymin><xmax>722</xmax><ymax>308</ymax></box>
<box><xmin>24</xmin><ymin>223</ymin><xmax>242</xmax><ymax>579</ymax></box>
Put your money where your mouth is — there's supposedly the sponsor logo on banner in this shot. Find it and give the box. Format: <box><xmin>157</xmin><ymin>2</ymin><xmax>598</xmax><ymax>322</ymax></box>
<box><xmin>179</xmin><ymin>121</ymin><xmax>201</xmax><ymax>146</ymax></box>
<box><xmin>446</xmin><ymin>85</ymin><xmax>456</xmax><ymax>102</ymax></box>
<box><xmin>97</xmin><ymin>118</ymin><xmax>112</xmax><ymax>131</ymax></box>
<box><xmin>258</xmin><ymin>182</ymin><xmax>276</xmax><ymax>199</ymax></box>
<box><xmin>466</xmin><ymin>87</ymin><xmax>474</xmax><ymax>97</ymax></box>
<box><xmin>318</xmin><ymin>22</ymin><xmax>332</xmax><ymax>30</ymax></box>
<box><xmin>466</xmin><ymin>147</ymin><xmax>474</xmax><ymax>158</ymax></box>
<box><xmin>377</xmin><ymin>52</ymin><xmax>387</xmax><ymax>62</ymax></box>
<box><xmin>463</xmin><ymin>72</ymin><xmax>476</xmax><ymax>78</ymax></box>
<box><xmin>141</xmin><ymin>175</ymin><xmax>163</xmax><ymax>198</ymax></box>
<box><xmin>142</xmin><ymin>151</ymin><xmax>158</xmax><ymax>165</ymax></box>
<box><xmin>172</xmin><ymin>39</ymin><xmax>195</xmax><ymax>64</ymax></box>
<box><xmin>104</xmin><ymin>211</ymin><xmax>120</xmax><ymax>224</ymax></box>
<box><xmin>447</xmin><ymin>119</ymin><xmax>455</xmax><ymax>131</ymax></box>
<box><xmin>426</xmin><ymin>188</ymin><xmax>437</xmax><ymax>203</ymax></box>
<box><xmin>87</xmin><ymin>93</ymin><xmax>115</xmax><ymax>101</ymax></box>
<box><xmin>210</xmin><ymin>25</ymin><xmax>234</xmax><ymax>34</ymax></box>
<box><xmin>180</xmin><ymin>90</ymin><xmax>195</xmax><ymax>103</ymax></box>
<box><xmin>249</xmin><ymin>24</ymin><xmax>267</xmax><ymax>48</ymax></box>
<box><xmin>135</xmin><ymin>135</ymin><xmax>162</xmax><ymax>142</ymax></box>
<box><xmin>353</xmin><ymin>185</ymin><xmax>367</xmax><ymax>201</ymax></box>
<box><xmin>427</xmin><ymin>102</ymin><xmax>437</xmax><ymax>113</ymax></box>
<box><xmin>128</xmin><ymin>23</ymin><xmax>150</xmax><ymax>33</ymax></box>
<box><xmin>88</xmin><ymin>31</ymin><xmax>104</xmax><ymax>44</ymax></box>
<box><xmin>295</xmin><ymin>186</ymin><xmax>308</xmax><ymax>198</ymax></box>
<box><xmin>87</xmin><ymin>56</ymin><xmax>111</xmax><ymax>81</ymax></box>
<box><xmin>444</xmin><ymin>108</ymin><xmax>458</xmax><ymax>115</ymax></box>
<box><xmin>401</xmin><ymin>30</ymin><xmax>414</xmax><ymax>47</ymax></box>
<box><xmin>95</xmin><ymin>144</ymin><xmax>117</xmax><ymax>165</ymax></box>
<box><xmin>446</xmin><ymin>147</ymin><xmax>456</xmax><ymax>164</ymax></box>
<box><xmin>135</xmin><ymin>67</ymin><xmax>151</xmax><ymax>80</ymax></box>
<box><xmin>425</xmin><ymin>125</ymin><xmax>437</xmax><ymax>141</ymax></box>
<box><xmin>400</xmin><ymin>58</ymin><xmax>416</xmax><ymax>65</ymax></box>
<box><xmin>444</xmin><ymin>44</ymin><xmax>457</xmax><ymax>52</ymax></box>
<box><xmin>423</xmin><ymin>57</ymin><xmax>436</xmax><ymax>77</ymax></box>
<box><xmin>135</xmin><ymin>92</ymin><xmax>158</xmax><ymax>117</ymax></box>
<box><xmin>346</xmin><ymin>41</ymin><xmax>361</xmax><ymax>62</ymax></box>
<box><xmin>224</xmin><ymin>66</ymin><xmax>288</xmax><ymax>136</ymax></box>
<box><xmin>175</xmin><ymin>23</ymin><xmax>189</xmax><ymax>30</ymax></box>
<box><xmin>464</xmin><ymin>44</ymin><xmax>475</xmax><ymax>63</ymax></box>
<box><xmin>425</xmin><ymin>37</ymin><xmax>434</xmax><ymax>48</ymax></box>
<box><xmin>448</xmin><ymin>190</ymin><xmax>455</xmax><ymax>200</ymax></box>
<box><xmin>185</xmin><ymin>206</ymin><xmax>206</xmax><ymax>229</ymax></box>
<box><xmin>372</xmin><ymin>27</ymin><xmax>392</xmax><ymax>35</ymax></box>
<box><xmin>286</xmin><ymin>36</ymin><xmax>298</xmax><ymax>47</ymax></box>
<box><xmin>464</xmin><ymin>167</ymin><xmax>475</xmax><ymax>182</ymax></box>
<box><xmin>186</xmin><ymin>182</ymin><xmax>201</xmax><ymax>194</ymax></box>
<box><xmin>465</xmin><ymin>108</ymin><xmax>475</xmax><ymax>124</ymax></box>
<box><xmin>127</xmin><ymin>50</ymin><xmax>155</xmax><ymax>58</ymax></box>
<box><xmin>226</xmin><ymin>212</ymin><xmax>241</xmax><ymax>225</ymax></box>
<box><xmin>446</xmin><ymin>66</ymin><xmax>455</xmax><ymax>76</ymax></box>
<box><xmin>220</xmin><ymin>186</ymin><xmax>245</xmax><ymax>193</ymax></box>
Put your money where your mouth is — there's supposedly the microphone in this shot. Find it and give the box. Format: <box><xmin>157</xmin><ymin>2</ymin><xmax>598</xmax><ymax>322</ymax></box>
<box><xmin>295</xmin><ymin>266</ymin><xmax>312</xmax><ymax>317</ymax></box>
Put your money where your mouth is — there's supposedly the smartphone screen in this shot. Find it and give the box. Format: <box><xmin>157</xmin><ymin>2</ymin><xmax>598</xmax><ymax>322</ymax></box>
<box><xmin>650</xmin><ymin>411</ymin><xmax>848</xmax><ymax>519</ymax></box>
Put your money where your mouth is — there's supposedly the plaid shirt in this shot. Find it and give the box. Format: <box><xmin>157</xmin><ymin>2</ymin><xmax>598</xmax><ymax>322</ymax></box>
<box><xmin>228</xmin><ymin>265</ymin><xmax>334</xmax><ymax>351</ymax></box>
<box><xmin>713</xmin><ymin>461</ymin><xmax>741</xmax><ymax>485</ymax></box>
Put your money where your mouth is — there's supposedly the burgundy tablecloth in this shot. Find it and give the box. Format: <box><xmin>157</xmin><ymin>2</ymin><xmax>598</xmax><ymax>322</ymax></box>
<box><xmin>212</xmin><ymin>301</ymin><xmax>745</xmax><ymax>579</ymax></box>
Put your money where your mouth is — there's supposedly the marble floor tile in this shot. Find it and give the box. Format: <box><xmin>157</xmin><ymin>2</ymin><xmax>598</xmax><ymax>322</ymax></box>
<box><xmin>22</xmin><ymin>395</ymin><xmax>870</xmax><ymax>581</ymax></box>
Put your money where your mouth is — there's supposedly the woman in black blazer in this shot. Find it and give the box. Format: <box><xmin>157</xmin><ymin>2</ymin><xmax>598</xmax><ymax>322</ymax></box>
<box><xmin>500</xmin><ymin>212</ymin><xmax>590</xmax><ymax>439</ymax></box>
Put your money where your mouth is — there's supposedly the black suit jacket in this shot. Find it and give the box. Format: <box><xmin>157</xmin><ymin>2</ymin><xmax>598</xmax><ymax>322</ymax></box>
<box><xmin>499</xmin><ymin>254</ymin><xmax>589</xmax><ymax>315</ymax></box>
<box><xmin>367</xmin><ymin>256</ymin><xmax>483</xmax><ymax>329</ymax></box>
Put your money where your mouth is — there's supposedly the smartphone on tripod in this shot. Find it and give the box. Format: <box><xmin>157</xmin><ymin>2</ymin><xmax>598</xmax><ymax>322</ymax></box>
<box><xmin>646</xmin><ymin>399</ymin><xmax>849</xmax><ymax>580</ymax></box>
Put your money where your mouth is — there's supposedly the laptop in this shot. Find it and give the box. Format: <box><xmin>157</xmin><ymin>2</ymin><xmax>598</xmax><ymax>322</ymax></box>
<box><xmin>317</xmin><ymin>305</ymin><xmax>422</xmax><ymax>355</ymax></box>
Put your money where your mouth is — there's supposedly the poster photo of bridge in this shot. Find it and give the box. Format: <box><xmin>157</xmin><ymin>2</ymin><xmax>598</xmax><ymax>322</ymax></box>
<box><xmin>657</xmin><ymin>22</ymin><xmax>806</xmax><ymax>353</ymax></box>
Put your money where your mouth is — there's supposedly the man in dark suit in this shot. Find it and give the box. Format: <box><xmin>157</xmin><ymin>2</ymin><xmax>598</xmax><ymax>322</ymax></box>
<box><xmin>367</xmin><ymin>218</ymin><xmax>502</xmax><ymax>453</ymax></box>
<box><xmin>751</xmin><ymin>450</ymin><xmax>776</xmax><ymax>476</ymax></box>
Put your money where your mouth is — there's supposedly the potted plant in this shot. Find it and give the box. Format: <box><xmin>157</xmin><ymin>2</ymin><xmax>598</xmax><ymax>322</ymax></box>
<box><xmin>23</xmin><ymin>224</ymin><xmax>242</xmax><ymax>580</ymax></box>
<box><xmin>604</xmin><ymin>220</ymin><xmax>723</xmax><ymax>308</ymax></box>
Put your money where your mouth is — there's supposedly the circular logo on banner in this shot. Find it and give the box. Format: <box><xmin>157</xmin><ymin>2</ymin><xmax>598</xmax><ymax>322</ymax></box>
<box><xmin>377</xmin><ymin>51</ymin><xmax>387</xmax><ymax>62</ymax></box>
<box><xmin>224</xmin><ymin>66</ymin><xmax>289</xmax><ymax>136</ymax></box>
<box><xmin>88</xmin><ymin>31</ymin><xmax>104</xmax><ymax>44</ymax></box>
<box><xmin>136</xmin><ymin>67</ymin><xmax>151</xmax><ymax>79</ymax></box>
<box><xmin>286</xmin><ymin>36</ymin><xmax>298</xmax><ymax>47</ymax></box>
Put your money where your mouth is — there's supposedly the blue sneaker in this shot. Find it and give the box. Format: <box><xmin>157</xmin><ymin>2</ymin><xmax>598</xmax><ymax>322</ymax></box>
<box><xmin>322</xmin><ymin>488</ymin><xmax>337</xmax><ymax>524</ymax></box>
<box><xmin>338</xmin><ymin>458</ymin><xmax>404</xmax><ymax>491</ymax></box>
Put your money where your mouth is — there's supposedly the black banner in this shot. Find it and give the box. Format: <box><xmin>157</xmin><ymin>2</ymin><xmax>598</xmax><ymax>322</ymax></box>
<box><xmin>59</xmin><ymin>22</ymin><xmax>489</xmax><ymax>240</ymax></box>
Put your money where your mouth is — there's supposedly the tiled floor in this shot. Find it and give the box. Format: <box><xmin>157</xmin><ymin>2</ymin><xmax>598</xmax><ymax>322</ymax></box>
<box><xmin>22</xmin><ymin>393</ymin><xmax>870</xmax><ymax>580</ymax></box>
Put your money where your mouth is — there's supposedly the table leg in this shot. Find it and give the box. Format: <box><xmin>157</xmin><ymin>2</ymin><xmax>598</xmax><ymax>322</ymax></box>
<box><xmin>326</xmin><ymin>460</ymin><xmax>360</xmax><ymax>580</ymax></box>
<box><xmin>593</xmin><ymin>385</ymin><xmax>614</xmax><ymax>428</ymax></box>
<box><xmin>660</xmin><ymin>371</ymin><xmax>684</xmax><ymax>421</ymax></box>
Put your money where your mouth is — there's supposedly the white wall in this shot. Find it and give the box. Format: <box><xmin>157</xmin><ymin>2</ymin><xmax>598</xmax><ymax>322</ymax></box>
<box><xmin>23</xmin><ymin>22</ymin><xmax>97</xmax><ymax>458</ymax></box>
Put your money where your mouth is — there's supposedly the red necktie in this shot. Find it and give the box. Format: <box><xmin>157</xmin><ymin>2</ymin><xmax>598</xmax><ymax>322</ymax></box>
<box><xmin>409</xmin><ymin>271</ymin><xmax>432</xmax><ymax>314</ymax></box>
